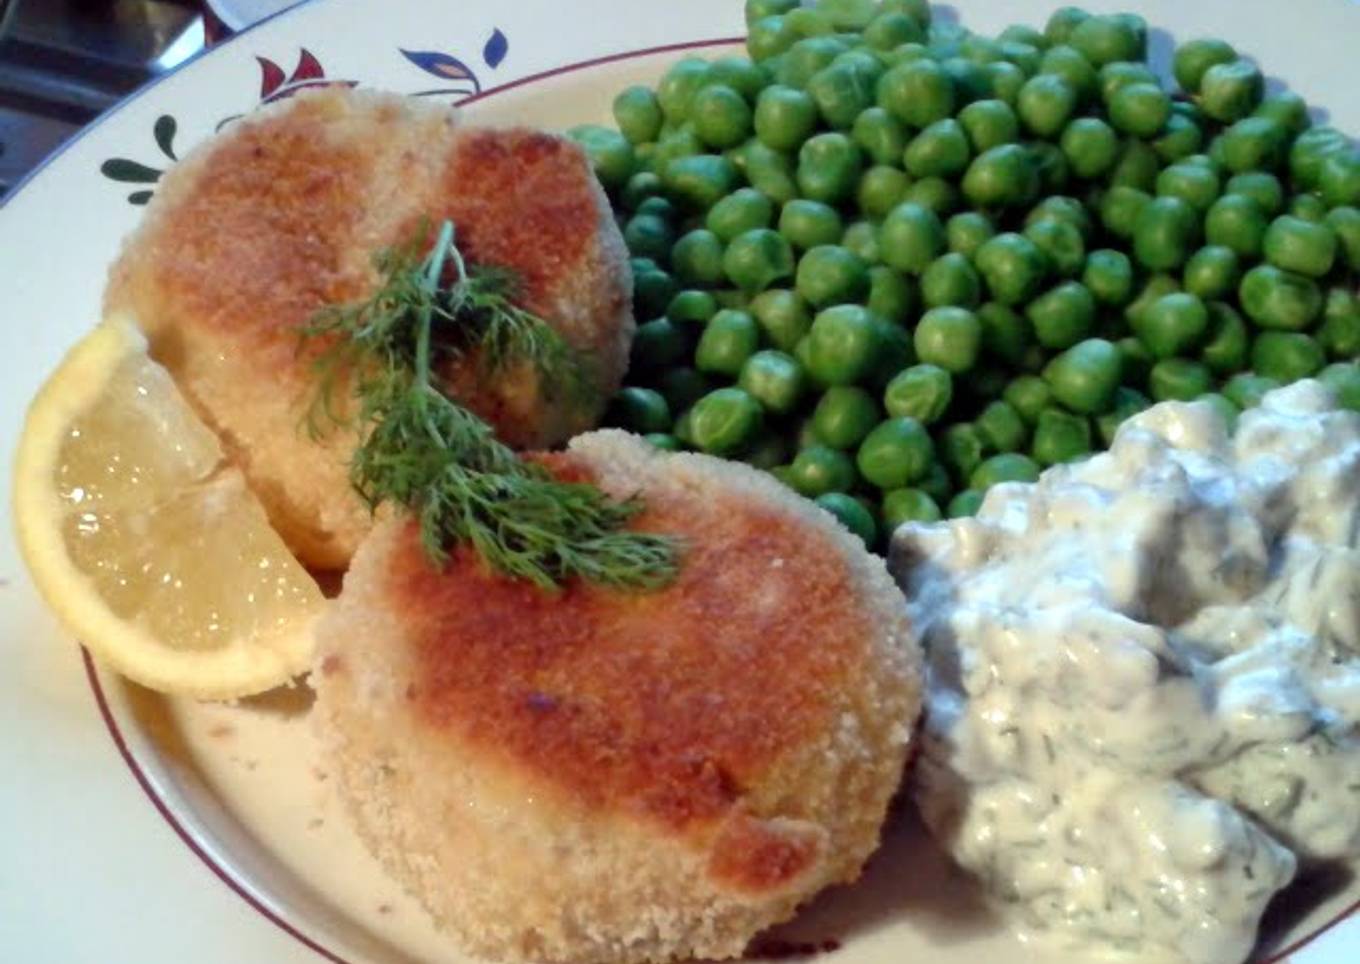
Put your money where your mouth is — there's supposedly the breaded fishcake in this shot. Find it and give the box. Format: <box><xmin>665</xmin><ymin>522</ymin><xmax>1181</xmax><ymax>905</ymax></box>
<box><xmin>105</xmin><ymin>89</ymin><xmax>632</xmax><ymax>570</ymax></box>
<box><xmin>312</xmin><ymin>431</ymin><xmax>921</xmax><ymax>963</ymax></box>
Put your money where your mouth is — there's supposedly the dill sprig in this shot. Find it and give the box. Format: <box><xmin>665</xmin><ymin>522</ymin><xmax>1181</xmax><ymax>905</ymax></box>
<box><xmin>301</xmin><ymin>220</ymin><xmax>679</xmax><ymax>591</ymax></box>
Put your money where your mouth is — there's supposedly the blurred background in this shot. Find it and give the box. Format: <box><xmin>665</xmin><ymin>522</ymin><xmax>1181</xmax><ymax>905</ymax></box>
<box><xmin>0</xmin><ymin>0</ymin><xmax>298</xmax><ymax>197</ymax></box>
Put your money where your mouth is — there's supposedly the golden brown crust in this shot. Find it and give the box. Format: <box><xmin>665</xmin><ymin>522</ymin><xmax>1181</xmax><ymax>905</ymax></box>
<box><xmin>104</xmin><ymin>89</ymin><xmax>633</xmax><ymax>569</ymax></box>
<box><xmin>313</xmin><ymin>431</ymin><xmax>923</xmax><ymax>962</ymax></box>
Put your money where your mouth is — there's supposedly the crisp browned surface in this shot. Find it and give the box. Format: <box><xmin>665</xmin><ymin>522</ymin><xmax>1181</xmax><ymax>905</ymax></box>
<box><xmin>387</xmin><ymin>451</ymin><xmax>874</xmax><ymax>845</ymax></box>
<box><xmin>104</xmin><ymin>90</ymin><xmax>633</xmax><ymax>568</ymax></box>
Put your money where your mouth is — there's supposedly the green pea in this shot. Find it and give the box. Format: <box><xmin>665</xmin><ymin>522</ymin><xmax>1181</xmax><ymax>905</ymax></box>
<box><xmin>1226</xmin><ymin>172</ymin><xmax>1284</xmax><ymax>215</ymax></box>
<box><xmin>958</xmin><ymin>99</ymin><xmax>1020</xmax><ymax>154</ymax></box>
<box><xmin>745</xmin><ymin>289</ymin><xmax>808</xmax><ymax>351</ymax></box>
<box><xmin>696</xmin><ymin>309</ymin><xmax>760</xmax><ymax>376</ymax></box>
<box><xmin>984</xmin><ymin>60</ymin><xmax>1027</xmax><ymax>106</ymax></box>
<box><xmin>884</xmin><ymin>363</ymin><xmax>953</xmax><ymax>424</ymax></box>
<box><xmin>1103</xmin><ymin>142</ymin><xmax>1157</xmax><ymax>196</ymax></box>
<box><xmin>804</xmin><ymin>64</ymin><xmax>870</xmax><ymax>131</ymax></box>
<box><xmin>1099</xmin><ymin>185</ymin><xmax>1151</xmax><ymax>239</ymax></box>
<box><xmin>1098</xmin><ymin>61</ymin><xmax>1157</xmax><ymax>104</ymax></box>
<box><xmin>665</xmin><ymin>153</ymin><xmax>739</xmax><ymax>211</ymax></box>
<box><xmin>775</xmin><ymin>199</ymin><xmax>840</xmax><ymax>251</ymax></box>
<box><xmin>1038</xmin><ymin>44</ymin><xmax>1098</xmax><ymax>104</ymax></box>
<box><xmin>1028</xmin><ymin>281</ymin><xmax>1096</xmax><ymax>350</ymax></box>
<box><xmin>1044</xmin><ymin>7</ymin><xmax>1091</xmax><ymax>45</ymax></box>
<box><xmin>568</xmin><ymin>125</ymin><xmax>636</xmax><ymax>191</ymax></box>
<box><xmin>707</xmin><ymin>188</ymin><xmax>775</xmax><ymax>242</ymax></box>
<box><xmin>1173</xmin><ymin>38</ymin><xmax>1236</xmax><ymax>93</ymax></box>
<box><xmin>1060</xmin><ymin>117</ymin><xmax>1118</xmax><ymax>179</ymax></box>
<box><xmin>842</xmin><ymin>220</ymin><xmax>882</xmax><ymax>264</ymax></box>
<box><xmin>633</xmin><ymin>266</ymin><xmax>679</xmax><ymax>318</ymax></box>
<box><xmin>867</xmin><ymin>266</ymin><xmax>918</xmax><ymax>324</ymax></box>
<box><xmin>657</xmin><ymin>367</ymin><xmax>713</xmax><ymax>414</ymax></box>
<box><xmin>607</xmin><ymin>387</ymin><xmax>672</xmax><ymax>434</ymax></box>
<box><xmin>1156</xmin><ymin>163</ymin><xmax>1221</xmax><ymax>213</ymax></box>
<box><xmin>864</xmin><ymin>8</ymin><xmax>926</xmax><ymax>49</ymax></box>
<box><xmin>1183</xmin><ymin>246</ymin><xmax>1240</xmax><ymax>301</ymax></box>
<box><xmin>943</xmin><ymin>489</ymin><xmax>982</xmax><ymax>517</ymax></box>
<box><xmin>883</xmin><ymin>0</ymin><xmax>932</xmax><ymax>27</ymax></box>
<box><xmin>1025</xmin><ymin>218</ymin><xmax>1085</xmax><ymax>278</ymax></box>
<box><xmin>812</xmin><ymin>385</ymin><xmax>881</xmax><ymax>448</ymax></box>
<box><xmin>750</xmin><ymin>83</ymin><xmax>810</xmax><ymax>152</ymax></box>
<box><xmin>643</xmin><ymin>432</ymin><xmax>681</xmax><ymax>452</ymax></box>
<box><xmin>959</xmin><ymin>143</ymin><xmax>1039</xmax><ymax>209</ymax></box>
<box><xmin>905</xmin><ymin>176</ymin><xmax>962</xmax><ymax>216</ymax></box>
<box><xmin>657</xmin><ymin>59</ymin><xmax>711</xmax><ymax>124</ymax></box>
<box><xmin>1326</xmin><ymin>206</ymin><xmax>1360</xmax><ymax>270</ymax></box>
<box><xmin>1041</xmin><ymin>338</ymin><xmax>1122</xmax><ymax>414</ymax></box>
<box><xmin>741</xmin><ymin>141</ymin><xmax>799</xmax><ymax>204</ymax></box>
<box><xmin>690</xmin><ymin>85</ymin><xmax>754</xmax><ymax>150</ymax></box>
<box><xmin>1204</xmin><ymin>193</ymin><xmax>1268</xmax><ymax>258</ymax></box>
<box><xmin>1149</xmin><ymin>358</ymin><xmax>1214</xmax><ymax>401</ymax></box>
<box><xmin>1249</xmin><ymin>89</ymin><xmax>1307</xmax><ymax>134</ymax></box>
<box><xmin>1032</xmin><ymin>407</ymin><xmax>1092</xmax><ymax>465</ymax></box>
<box><xmin>1262</xmin><ymin>215</ymin><xmax>1337</xmax><ymax>278</ymax></box>
<box><xmin>882</xmin><ymin>488</ymin><xmax>943</xmax><ymax>528</ymax></box>
<box><xmin>1003</xmin><ymin>374</ymin><xmax>1053</xmax><ymax>424</ymax></box>
<box><xmin>1219</xmin><ymin>116</ymin><xmax>1288</xmax><ymax>174</ymax></box>
<box><xmin>812</xmin><ymin>493</ymin><xmax>877</xmax><ymax>546</ymax></box>
<box><xmin>1133</xmin><ymin>196</ymin><xmax>1200</xmax><ymax>271</ymax></box>
<box><xmin>722</xmin><ymin>228</ymin><xmax>795</xmax><ymax>293</ymax></box>
<box><xmin>1083</xmin><ymin>249</ymin><xmax>1135</xmax><ymax>306</ymax></box>
<box><xmin>1320</xmin><ymin>151</ymin><xmax>1360</xmax><ymax>208</ymax></box>
<box><xmin>667</xmin><ymin>290</ymin><xmax>719</xmax><ymax>326</ymax></box>
<box><xmin>974</xmin><ymin>401</ymin><xmax>1028</xmax><ymax>453</ymax></box>
<box><xmin>1017</xmin><ymin>74</ymin><xmax>1077</xmax><ymax>138</ymax></box>
<box><xmin>915</xmin><ymin>306</ymin><xmax>982</xmax><ymax>373</ymax></box>
<box><xmin>1026</xmin><ymin>142</ymin><xmax>1070</xmax><ymax>195</ymax></box>
<box><xmin>1199</xmin><ymin>60</ymin><xmax>1264</xmax><ymax>123</ymax></box>
<box><xmin>777</xmin><ymin>35</ymin><xmax>846</xmax><ymax>88</ymax></box>
<box><xmin>857</xmin><ymin>416</ymin><xmax>934</xmax><ymax>488</ymax></box>
<box><xmin>851</xmin><ymin>107</ymin><xmax>909</xmax><ymax>166</ymax></box>
<box><xmin>1107</xmin><ymin>83</ymin><xmax>1171</xmax><ymax>139</ymax></box>
<box><xmin>1114</xmin><ymin>337</ymin><xmax>1151</xmax><ymax>388</ymax></box>
<box><xmin>903</xmin><ymin>119</ymin><xmax>972</xmax><ymax>179</ymax></box>
<box><xmin>1252</xmin><ymin>331</ymin><xmax>1325</xmax><ymax>383</ymax></box>
<box><xmin>998</xmin><ymin>23</ymin><xmax>1046</xmax><ymax>47</ymax></box>
<box><xmin>1319</xmin><ymin>362</ymin><xmax>1360</xmax><ymax>411</ymax></box>
<box><xmin>748</xmin><ymin>15</ymin><xmax>800</xmax><ymax>62</ymax></box>
<box><xmin>941</xmin><ymin>57</ymin><xmax>991</xmax><ymax>105</ymax></box>
<box><xmin>1291</xmin><ymin>126</ymin><xmax>1352</xmax><ymax>191</ymax></box>
<box><xmin>971</xmin><ymin>452</ymin><xmax>1041</xmax><ymax>491</ymax></box>
<box><xmin>623</xmin><ymin>213</ymin><xmax>674</xmax><ymax>262</ymax></box>
<box><xmin>1223</xmin><ymin>372</ymin><xmax>1282</xmax><ymax>409</ymax></box>
<box><xmin>1289</xmin><ymin>193</ymin><xmax>1329</xmax><ymax>223</ymax></box>
<box><xmin>1069</xmin><ymin>14</ymin><xmax>1141</xmax><ymax>66</ymax></box>
<box><xmin>975</xmin><ymin>232</ymin><xmax>1048</xmax><ymax>305</ymax></box>
<box><xmin>796</xmin><ymin>132</ymin><xmax>863</xmax><ymax>203</ymax></box>
<box><xmin>1239</xmin><ymin>264</ymin><xmax>1323</xmax><ymax>331</ymax></box>
<box><xmin>946</xmin><ymin>212</ymin><xmax>996</xmax><ymax>260</ymax></box>
<box><xmin>1152</xmin><ymin>114</ymin><xmax>1205</xmax><ymax>164</ymax></box>
<box><xmin>879</xmin><ymin>202</ymin><xmax>945</xmax><ymax>273</ymax></box>
<box><xmin>1095</xmin><ymin>385</ymin><xmax>1151</xmax><ymax>445</ymax></box>
<box><xmin>687</xmin><ymin>387</ymin><xmax>764</xmax><ymax>455</ymax></box>
<box><xmin>613</xmin><ymin>86</ymin><xmax>664</xmax><ymax>145</ymax></box>
<box><xmin>806</xmin><ymin>303</ymin><xmax>879</xmax><ymax>384</ymax></box>
<box><xmin>1320</xmin><ymin>287</ymin><xmax>1360</xmax><ymax>359</ymax></box>
<box><xmin>937</xmin><ymin>422</ymin><xmax>983</xmax><ymax>481</ymax></box>
<box><xmin>1200</xmin><ymin>301</ymin><xmax>1250</xmax><ymax>373</ymax></box>
<box><xmin>868</xmin><ymin>317</ymin><xmax>916</xmax><ymax>390</ymax></box>
<box><xmin>977</xmin><ymin>302</ymin><xmax>1034</xmax><ymax>365</ymax></box>
<box><xmin>671</xmin><ymin>229</ymin><xmax>726</xmax><ymax>286</ymax></box>
<box><xmin>922</xmin><ymin>252</ymin><xmax>983</xmax><ymax>308</ymax></box>
<box><xmin>1124</xmin><ymin>272</ymin><xmax>1182</xmax><ymax>330</ymax></box>
<box><xmin>796</xmin><ymin>245</ymin><xmax>869</xmax><ymax>307</ymax></box>
<box><xmin>788</xmin><ymin>444</ymin><xmax>857</xmax><ymax>496</ymax></box>
<box><xmin>710</xmin><ymin>54</ymin><xmax>768</xmax><ymax>98</ymax></box>
<box><xmin>857</xmin><ymin>165</ymin><xmax>912</xmax><ymax>219</ymax></box>
<box><xmin>1136</xmin><ymin>292</ymin><xmax>1209</xmax><ymax>360</ymax></box>
<box><xmin>877</xmin><ymin>58</ymin><xmax>955</xmax><ymax>127</ymax></box>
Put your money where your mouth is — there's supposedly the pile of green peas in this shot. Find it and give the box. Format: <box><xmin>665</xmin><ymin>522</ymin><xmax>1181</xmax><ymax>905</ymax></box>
<box><xmin>569</xmin><ymin>0</ymin><xmax>1360</xmax><ymax>551</ymax></box>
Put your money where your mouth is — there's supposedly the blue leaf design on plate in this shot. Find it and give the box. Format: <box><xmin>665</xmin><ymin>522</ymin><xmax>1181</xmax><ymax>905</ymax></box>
<box><xmin>400</xmin><ymin>48</ymin><xmax>475</xmax><ymax>82</ymax></box>
<box><xmin>483</xmin><ymin>29</ymin><xmax>508</xmax><ymax>69</ymax></box>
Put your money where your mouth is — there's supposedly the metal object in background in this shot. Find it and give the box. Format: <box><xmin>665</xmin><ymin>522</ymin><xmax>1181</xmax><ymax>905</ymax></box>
<box><xmin>0</xmin><ymin>0</ymin><xmax>205</xmax><ymax>197</ymax></box>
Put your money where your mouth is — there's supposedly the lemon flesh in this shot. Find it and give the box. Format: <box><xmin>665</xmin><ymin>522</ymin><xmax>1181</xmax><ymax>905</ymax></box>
<box><xmin>13</xmin><ymin>319</ymin><xmax>325</xmax><ymax>698</ymax></box>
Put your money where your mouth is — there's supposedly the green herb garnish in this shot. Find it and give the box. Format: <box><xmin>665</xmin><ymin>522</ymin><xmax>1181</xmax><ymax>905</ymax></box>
<box><xmin>302</xmin><ymin>220</ymin><xmax>679</xmax><ymax>591</ymax></box>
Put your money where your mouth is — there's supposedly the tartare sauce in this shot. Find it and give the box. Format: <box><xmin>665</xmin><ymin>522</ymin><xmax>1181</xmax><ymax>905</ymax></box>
<box><xmin>890</xmin><ymin>381</ymin><xmax>1360</xmax><ymax>963</ymax></box>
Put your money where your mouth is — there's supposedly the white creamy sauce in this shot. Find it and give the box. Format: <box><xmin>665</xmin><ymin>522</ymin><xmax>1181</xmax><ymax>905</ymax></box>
<box><xmin>890</xmin><ymin>381</ymin><xmax>1360</xmax><ymax>964</ymax></box>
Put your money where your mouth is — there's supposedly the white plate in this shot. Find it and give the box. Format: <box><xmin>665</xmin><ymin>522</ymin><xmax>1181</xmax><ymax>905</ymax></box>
<box><xmin>1</xmin><ymin>1</ymin><xmax>1358</xmax><ymax>962</ymax></box>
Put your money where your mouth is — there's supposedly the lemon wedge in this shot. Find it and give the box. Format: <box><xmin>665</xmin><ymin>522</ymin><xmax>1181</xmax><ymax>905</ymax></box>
<box><xmin>12</xmin><ymin>318</ymin><xmax>325</xmax><ymax>698</ymax></box>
